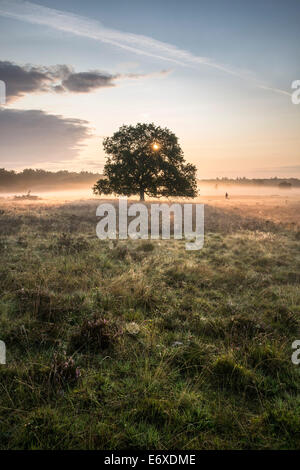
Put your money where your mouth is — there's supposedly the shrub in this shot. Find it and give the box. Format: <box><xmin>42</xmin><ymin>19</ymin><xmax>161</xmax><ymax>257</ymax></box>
<box><xmin>212</xmin><ymin>355</ymin><xmax>258</xmax><ymax>395</ymax></box>
<box><xmin>50</xmin><ymin>233</ymin><xmax>89</xmax><ymax>254</ymax></box>
<box><xmin>0</xmin><ymin>237</ymin><xmax>8</xmax><ymax>253</ymax></box>
<box><xmin>271</xmin><ymin>305</ymin><xmax>299</xmax><ymax>332</ymax></box>
<box><xmin>69</xmin><ymin>317</ymin><xmax>121</xmax><ymax>353</ymax></box>
<box><xmin>226</xmin><ymin>315</ymin><xmax>266</xmax><ymax>339</ymax></box>
<box><xmin>171</xmin><ymin>341</ymin><xmax>213</xmax><ymax>374</ymax></box>
<box><xmin>49</xmin><ymin>353</ymin><xmax>80</xmax><ymax>388</ymax></box>
<box><xmin>251</xmin><ymin>407</ymin><xmax>300</xmax><ymax>448</ymax></box>
<box><xmin>134</xmin><ymin>397</ymin><xmax>173</xmax><ymax>425</ymax></box>
<box><xmin>111</xmin><ymin>245</ymin><xmax>129</xmax><ymax>260</ymax></box>
<box><xmin>17</xmin><ymin>236</ymin><xmax>28</xmax><ymax>248</ymax></box>
<box><xmin>137</xmin><ymin>241</ymin><xmax>155</xmax><ymax>253</ymax></box>
<box><xmin>14</xmin><ymin>288</ymin><xmax>88</xmax><ymax>321</ymax></box>
<box><xmin>247</xmin><ymin>344</ymin><xmax>289</xmax><ymax>377</ymax></box>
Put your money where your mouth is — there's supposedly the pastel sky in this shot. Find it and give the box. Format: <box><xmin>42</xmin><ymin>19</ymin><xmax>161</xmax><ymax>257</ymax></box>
<box><xmin>0</xmin><ymin>0</ymin><xmax>299</xmax><ymax>177</ymax></box>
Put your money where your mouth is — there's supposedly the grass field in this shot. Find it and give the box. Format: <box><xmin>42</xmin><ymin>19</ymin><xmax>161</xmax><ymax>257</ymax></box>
<box><xmin>0</xmin><ymin>197</ymin><xmax>299</xmax><ymax>449</ymax></box>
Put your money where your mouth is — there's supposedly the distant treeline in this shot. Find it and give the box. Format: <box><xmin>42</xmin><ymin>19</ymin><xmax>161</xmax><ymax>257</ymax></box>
<box><xmin>199</xmin><ymin>177</ymin><xmax>300</xmax><ymax>188</ymax></box>
<box><xmin>0</xmin><ymin>169</ymin><xmax>299</xmax><ymax>192</ymax></box>
<box><xmin>0</xmin><ymin>168</ymin><xmax>103</xmax><ymax>192</ymax></box>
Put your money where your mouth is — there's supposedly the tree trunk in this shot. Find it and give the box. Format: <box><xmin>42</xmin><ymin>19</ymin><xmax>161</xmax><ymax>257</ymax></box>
<box><xmin>140</xmin><ymin>189</ymin><xmax>145</xmax><ymax>201</ymax></box>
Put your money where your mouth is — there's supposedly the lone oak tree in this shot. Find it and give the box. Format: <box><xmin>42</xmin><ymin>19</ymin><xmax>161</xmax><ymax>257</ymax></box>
<box><xmin>93</xmin><ymin>123</ymin><xmax>198</xmax><ymax>201</ymax></box>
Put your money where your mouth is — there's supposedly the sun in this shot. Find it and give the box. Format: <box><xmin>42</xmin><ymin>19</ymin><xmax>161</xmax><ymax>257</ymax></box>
<box><xmin>152</xmin><ymin>142</ymin><xmax>159</xmax><ymax>150</ymax></box>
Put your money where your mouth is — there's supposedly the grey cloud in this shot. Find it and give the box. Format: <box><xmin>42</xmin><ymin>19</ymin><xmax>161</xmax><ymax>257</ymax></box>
<box><xmin>0</xmin><ymin>108</ymin><xmax>90</xmax><ymax>165</ymax></box>
<box><xmin>0</xmin><ymin>60</ymin><xmax>58</xmax><ymax>101</ymax></box>
<box><xmin>62</xmin><ymin>71</ymin><xmax>115</xmax><ymax>92</ymax></box>
<box><xmin>0</xmin><ymin>60</ymin><xmax>169</xmax><ymax>101</ymax></box>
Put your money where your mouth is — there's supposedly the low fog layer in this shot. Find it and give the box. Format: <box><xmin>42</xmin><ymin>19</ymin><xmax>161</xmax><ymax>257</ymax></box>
<box><xmin>1</xmin><ymin>183</ymin><xmax>300</xmax><ymax>202</ymax></box>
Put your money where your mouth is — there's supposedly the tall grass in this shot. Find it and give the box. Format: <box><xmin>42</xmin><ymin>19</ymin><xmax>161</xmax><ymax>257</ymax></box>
<box><xmin>0</xmin><ymin>200</ymin><xmax>299</xmax><ymax>449</ymax></box>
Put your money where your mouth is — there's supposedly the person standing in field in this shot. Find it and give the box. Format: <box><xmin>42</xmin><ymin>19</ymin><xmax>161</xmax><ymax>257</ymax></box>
<box><xmin>225</xmin><ymin>192</ymin><xmax>229</xmax><ymax>199</ymax></box>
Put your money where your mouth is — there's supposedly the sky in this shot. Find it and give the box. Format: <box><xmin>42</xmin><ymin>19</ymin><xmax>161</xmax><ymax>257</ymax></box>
<box><xmin>0</xmin><ymin>0</ymin><xmax>299</xmax><ymax>178</ymax></box>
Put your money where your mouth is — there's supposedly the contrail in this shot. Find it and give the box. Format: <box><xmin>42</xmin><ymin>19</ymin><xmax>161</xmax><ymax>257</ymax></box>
<box><xmin>0</xmin><ymin>0</ymin><xmax>291</xmax><ymax>97</ymax></box>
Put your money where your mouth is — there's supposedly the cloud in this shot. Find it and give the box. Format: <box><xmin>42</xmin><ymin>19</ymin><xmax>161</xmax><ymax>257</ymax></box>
<box><xmin>0</xmin><ymin>0</ymin><xmax>291</xmax><ymax>97</ymax></box>
<box><xmin>0</xmin><ymin>60</ymin><xmax>57</xmax><ymax>102</ymax></box>
<box><xmin>0</xmin><ymin>60</ymin><xmax>170</xmax><ymax>102</ymax></box>
<box><xmin>61</xmin><ymin>71</ymin><xmax>115</xmax><ymax>93</ymax></box>
<box><xmin>0</xmin><ymin>108</ymin><xmax>90</xmax><ymax>165</ymax></box>
<box><xmin>120</xmin><ymin>69</ymin><xmax>171</xmax><ymax>80</ymax></box>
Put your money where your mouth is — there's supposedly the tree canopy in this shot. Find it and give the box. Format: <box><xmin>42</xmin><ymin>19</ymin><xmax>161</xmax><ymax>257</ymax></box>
<box><xmin>93</xmin><ymin>123</ymin><xmax>198</xmax><ymax>200</ymax></box>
